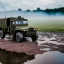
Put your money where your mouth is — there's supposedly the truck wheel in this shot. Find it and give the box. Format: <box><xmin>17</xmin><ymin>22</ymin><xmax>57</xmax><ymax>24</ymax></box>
<box><xmin>31</xmin><ymin>34</ymin><xmax>38</xmax><ymax>41</ymax></box>
<box><xmin>2</xmin><ymin>33</ymin><xmax>5</xmax><ymax>39</ymax></box>
<box><xmin>0</xmin><ymin>30</ymin><xmax>5</xmax><ymax>39</ymax></box>
<box><xmin>16</xmin><ymin>32</ymin><xmax>23</xmax><ymax>42</ymax></box>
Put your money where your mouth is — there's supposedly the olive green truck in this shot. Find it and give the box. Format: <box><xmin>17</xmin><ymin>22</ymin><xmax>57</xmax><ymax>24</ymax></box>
<box><xmin>0</xmin><ymin>16</ymin><xmax>38</xmax><ymax>42</ymax></box>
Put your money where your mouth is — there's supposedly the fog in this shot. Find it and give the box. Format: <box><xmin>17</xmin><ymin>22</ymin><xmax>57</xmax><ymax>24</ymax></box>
<box><xmin>0</xmin><ymin>11</ymin><xmax>64</xmax><ymax>18</ymax></box>
<box><xmin>0</xmin><ymin>11</ymin><xmax>64</xmax><ymax>29</ymax></box>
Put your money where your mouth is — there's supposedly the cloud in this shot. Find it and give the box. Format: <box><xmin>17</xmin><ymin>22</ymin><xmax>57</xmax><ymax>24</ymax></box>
<box><xmin>0</xmin><ymin>0</ymin><xmax>64</xmax><ymax>11</ymax></box>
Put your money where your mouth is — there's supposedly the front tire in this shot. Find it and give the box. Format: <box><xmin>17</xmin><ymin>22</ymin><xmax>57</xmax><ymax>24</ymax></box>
<box><xmin>31</xmin><ymin>34</ymin><xmax>38</xmax><ymax>41</ymax></box>
<box><xmin>16</xmin><ymin>32</ymin><xmax>23</xmax><ymax>42</ymax></box>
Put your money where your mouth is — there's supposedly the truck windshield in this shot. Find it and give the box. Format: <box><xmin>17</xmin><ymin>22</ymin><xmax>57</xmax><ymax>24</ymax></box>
<box><xmin>13</xmin><ymin>21</ymin><xmax>28</xmax><ymax>25</ymax></box>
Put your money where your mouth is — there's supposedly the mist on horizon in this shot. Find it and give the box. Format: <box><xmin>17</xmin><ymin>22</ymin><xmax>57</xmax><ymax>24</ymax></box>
<box><xmin>0</xmin><ymin>10</ymin><xmax>64</xmax><ymax>30</ymax></box>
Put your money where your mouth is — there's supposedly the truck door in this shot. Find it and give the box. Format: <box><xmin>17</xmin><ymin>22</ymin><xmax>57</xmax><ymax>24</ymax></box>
<box><xmin>10</xmin><ymin>21</ymin><xmax>15</xmax><ymax>34</ymax></box>
<box><xmin>7</xmin><ymin>18</ymin><xmax>10</xmax><ymax>27</ymax></box>
<box><xmin>7</xmin><ymin>18</ymin><xmax>15</xmax><ymax>34</ymax></box>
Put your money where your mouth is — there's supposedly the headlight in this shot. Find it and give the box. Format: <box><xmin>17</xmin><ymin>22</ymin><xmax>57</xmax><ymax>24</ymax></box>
<box><xmin>23</xmin><ymin>30</ymin><xmax>25</xmax><ymax>31</ymax></box>
<box><xmin>34</xmin><ymin>29</ymin><xmax>36</xmax><ymax>31</ymax></box>
<box><xmin>26</xmin><ymin>29</ymin><xmax>28</xmax><ymax>31</ymax></box>
<box><xmin>22</xmin><ymin>29</ymin><xmax>26</xmax><ymax>31</ymax></box>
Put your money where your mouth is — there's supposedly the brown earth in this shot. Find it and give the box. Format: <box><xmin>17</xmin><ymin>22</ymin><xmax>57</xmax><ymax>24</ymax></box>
<box><xmin>0</xmin><ymin>39</ymin><xmax>46</xmax><ymax>55</ymax></box>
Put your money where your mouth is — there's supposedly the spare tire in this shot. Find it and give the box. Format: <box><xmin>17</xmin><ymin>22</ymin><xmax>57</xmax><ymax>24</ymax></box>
<box><xmin>16</xmin><ymin>32</ymin><xmax>23</xmax><ymax>42</ymax></box>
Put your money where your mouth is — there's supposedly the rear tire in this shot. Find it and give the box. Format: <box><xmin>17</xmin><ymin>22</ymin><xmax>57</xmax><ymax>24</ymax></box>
<box><xmin>0</xmin><ymin>30</ymin><xmax>5</xmax><ymax>39</ymax></box>
<box><xmin>16</xmin><ymin>32</ymin><xmax>23</xmax><ymax>42</ymax></box>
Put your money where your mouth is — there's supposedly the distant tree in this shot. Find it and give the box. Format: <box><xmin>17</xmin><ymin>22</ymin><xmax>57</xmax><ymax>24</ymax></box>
<box><xmin>36</xmin><ymin>8</ymin><xmax>43</xmax><ymax>12</ymax></box>
<box><xmin>17</xmin><ymin>7</ymin><xmax>64</xmax><ymax>14</ymax></box>
<box><xmin>26</xmin><ymin>9</ymin><xmax>31</xmax><ymax>12</ymax></box>
<box><xmin>44</xmin><ymin>7</ymin><xmax>64</xmax><ymax>14</ymax></box>
<box><xmin>18</xmin><ymin>8</ymin><xmax>22</xmax><ymax>11</ymax></box>
<box><xmin>33</xmin><ymin>10</ymin><xmax>36</xmax><ymax>12</ymax></box>
<box><xmin>37</xmin><ymin>8</ymin><xmax>40</xmax><ymax>11</ymax></box>
<box><xmin>33</xmin><ymin>7</ymin><xmax>43</xmax><ymax>12</ymax></box>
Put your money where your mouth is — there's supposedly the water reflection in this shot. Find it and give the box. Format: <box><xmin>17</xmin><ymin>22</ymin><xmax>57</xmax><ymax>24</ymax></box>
<box><xmin>24</xmin><ymin>51</ymin><xmax>64</xmax><ymax>64</ymax></box>
<box><xmin>0</xmin><ymin>49</ymin><xmax>64</xmax><ymax>64</ymax></box>
<box><xmin>0</xmin><ymin>50</ymin><xmax>35</xmax><ymax>64</ymax></box>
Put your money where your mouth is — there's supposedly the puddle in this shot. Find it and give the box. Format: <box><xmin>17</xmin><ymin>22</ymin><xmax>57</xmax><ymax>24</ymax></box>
<box><xmin>0</xmin><ymin>50</ymin><xmax>35</xmax><ymax>64</ymax></box>
<box><xmin>24</xmin><ymin>51</ymin><xmax>64</xmax><ymax>64</ymax></box>
<box><xmin>40</xmin><ymin>48</ymin><xmax>51</xmax><ymax>51</ymax></box>
<box><xmin>0</xmin><ymin>49</ymin><xmax>64</xmax><ymax>64</ymax></box>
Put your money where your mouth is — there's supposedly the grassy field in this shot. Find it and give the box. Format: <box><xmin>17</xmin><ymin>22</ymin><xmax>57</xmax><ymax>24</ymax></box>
<box><xmin>28</xmin><ymin>17</ymin><xmax>64</xmax><ymax>32</ymax></box>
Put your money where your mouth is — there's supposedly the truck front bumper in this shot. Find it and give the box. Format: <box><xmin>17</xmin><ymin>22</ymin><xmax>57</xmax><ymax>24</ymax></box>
<box><xmin>27</xmin><ymin>32</ymin><xmax>36</xmax><ymax>37</ymax></box>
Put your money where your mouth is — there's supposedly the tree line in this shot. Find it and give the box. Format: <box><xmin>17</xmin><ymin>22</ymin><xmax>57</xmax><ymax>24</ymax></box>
<box><xmin>18</xmin><ymin>7</ymin><xmax>64</xmax><ymax>14</ymax></box>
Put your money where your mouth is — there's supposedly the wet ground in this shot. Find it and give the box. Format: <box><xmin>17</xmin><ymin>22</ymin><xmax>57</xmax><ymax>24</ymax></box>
<box><xmin>0</xmin><ymin>32</ymin><xmax>64</xmax><ymax>64</ymax></box>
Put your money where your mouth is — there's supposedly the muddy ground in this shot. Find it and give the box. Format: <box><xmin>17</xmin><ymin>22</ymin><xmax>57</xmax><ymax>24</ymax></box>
<box><xmin>0</xmin><ymin>32</ymin><xmax>64</xmax><ymax>55</ymax></box>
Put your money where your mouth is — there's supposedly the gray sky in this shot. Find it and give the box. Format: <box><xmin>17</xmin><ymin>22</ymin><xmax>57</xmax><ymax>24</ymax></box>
<box><xmin>0</xmin><ymin>0</ymin><xmax>64</xmax><ymax>11</ymax></box>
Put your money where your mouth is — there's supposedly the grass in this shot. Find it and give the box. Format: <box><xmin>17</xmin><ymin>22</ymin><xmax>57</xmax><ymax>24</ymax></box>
<box><xmin>36</xmin><ymin>25</ymin><xmax>64</xmax><ymax>32</ymax></box>
<box><xmin>28</xmin><ymin>18</ymin><xmax>64</xmax><ymax>32</ymax></box>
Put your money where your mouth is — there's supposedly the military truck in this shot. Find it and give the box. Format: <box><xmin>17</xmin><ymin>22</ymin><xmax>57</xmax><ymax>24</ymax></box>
<box><xmin>0</xmin><ymin>16</ymin><xmax>38</xmax><ymax>42</ymax></box>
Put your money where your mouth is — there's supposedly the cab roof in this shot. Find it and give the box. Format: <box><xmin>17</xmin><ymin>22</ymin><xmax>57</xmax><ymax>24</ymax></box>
<box><xmin>8</xmin><ymin>16</ymin><xmax>28</xmax><ymax>21</ymax></box>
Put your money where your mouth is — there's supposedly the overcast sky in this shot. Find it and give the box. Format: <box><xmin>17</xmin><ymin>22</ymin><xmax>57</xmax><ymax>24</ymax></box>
<box><xmin>0</xmin><ymin>0</ymin><xmax>64</xmax><ymax>11</ymax></box>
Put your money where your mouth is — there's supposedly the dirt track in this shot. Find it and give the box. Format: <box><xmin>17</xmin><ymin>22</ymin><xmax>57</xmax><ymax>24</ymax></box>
<box><xmin>0</xmin><ymin>37</ymin><xmax>46</xmax><ymax>55</ymax></box>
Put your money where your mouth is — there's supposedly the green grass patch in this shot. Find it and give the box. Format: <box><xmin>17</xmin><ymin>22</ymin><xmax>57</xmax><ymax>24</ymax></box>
<box><xmin>28</xmin><ymin>18</ymin><xmax>64</xmax><ymax>32</ymax></box>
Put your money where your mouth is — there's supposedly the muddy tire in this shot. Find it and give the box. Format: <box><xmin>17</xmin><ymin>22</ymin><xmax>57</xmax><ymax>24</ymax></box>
<box><xmin>0</xmin><ymin>30</ymin><xmax>5</xmax><ymax>39</ymax></box>
<box><xmin>31</xmin><ymin>34</ymin><xmax>38</xmax><ymax>41</ymax></box>
<box><xmin>16</xmin><ymin>32</ymin><xmax>23</xmax><ymax>42</ymax></box>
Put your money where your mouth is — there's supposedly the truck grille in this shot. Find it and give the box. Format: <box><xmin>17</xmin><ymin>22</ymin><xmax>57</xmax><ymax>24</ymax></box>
<box><xmin>28</xmin><ymin>27</ymin><xmax>35</xmax><ymax>32</ymax></box>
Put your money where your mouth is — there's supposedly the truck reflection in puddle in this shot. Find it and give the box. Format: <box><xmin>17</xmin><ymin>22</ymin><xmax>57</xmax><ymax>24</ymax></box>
<box><xmin>0</xmin><ymin>50</ymin><xmax>35</xmax><ymax>64</ymax></box>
